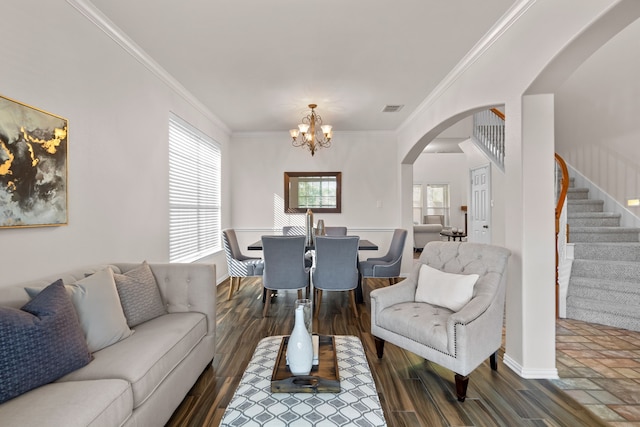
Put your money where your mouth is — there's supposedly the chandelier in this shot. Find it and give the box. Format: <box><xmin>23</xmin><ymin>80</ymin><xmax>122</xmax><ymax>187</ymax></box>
<box><xmin>289</xmin><ymin>104</ymin><xmax>333</xmax><ymax>156</ymax></box>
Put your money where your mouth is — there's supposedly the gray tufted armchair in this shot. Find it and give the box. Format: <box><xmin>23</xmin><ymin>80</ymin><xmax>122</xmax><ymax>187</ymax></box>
<box><xmin>370</xmin><ymin>241</ymin><xmax>511</xmax><ymax>401</ymax></box>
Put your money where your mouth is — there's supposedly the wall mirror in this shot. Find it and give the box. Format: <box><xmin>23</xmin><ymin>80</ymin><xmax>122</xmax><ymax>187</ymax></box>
<box><xmin>284</xmin><ymin>172</ymin><xmax>342</xmax><ymax>213</ymax></box>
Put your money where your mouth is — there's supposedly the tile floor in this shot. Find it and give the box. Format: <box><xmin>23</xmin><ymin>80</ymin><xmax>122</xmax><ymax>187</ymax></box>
<box><xmin>553</xmin><ymin>318</ymin><xmax>640</xmax><ymax>426</ymax></box>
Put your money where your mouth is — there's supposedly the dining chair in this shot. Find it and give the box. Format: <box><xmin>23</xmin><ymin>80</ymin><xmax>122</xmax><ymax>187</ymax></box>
<box><xmin>360</xmin><ymin>228</ymin><xmax>408</xmax><ymax>286</ymax></box>
<box><xmin>312</xmin><ymin>236</ymin><xmax>360</xmax><ymax>318</ymax></box>
<box><xmin>324</xmin><ymin>226</ymin><xmax>347</xmax><ymax>236</ymax></box>
<box><xmin>222</xmin><ymin>229</ymin><xmax>264</xmax><ymax>300</ymax></box>
<box><xmin>282</xmin><ymin>226</ymin><xmax>313</xmax><ymax>268</ymax></box>
<box><xmin>282</xmin><ymin>226</ymin><xmax>306</xmax><ymax>236</ymax></box>
<box><xmin>261</xmin><ymin>236</ymin><xmax>310</xmax><ymax>317</ymax></box>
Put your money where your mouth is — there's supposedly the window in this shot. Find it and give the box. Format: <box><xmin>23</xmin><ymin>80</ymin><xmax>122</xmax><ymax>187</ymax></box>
<box><xmin>169</xmin><ymin>114</ymin><xmax>221</xmax><ymax>262</ymax></box>
<box><xmin>426</xmin><ymin>184</ymin><xmax>450</xmax><ymax>226</ymax></box>
<box><xmin>412</xmin><ymin>184</ymin><xmax>423</xmax><ymax>224</ymax></box>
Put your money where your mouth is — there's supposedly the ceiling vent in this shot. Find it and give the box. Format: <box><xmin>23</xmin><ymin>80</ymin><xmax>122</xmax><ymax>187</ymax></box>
<box><xmin>382</xmin><ymin>105</ymin><xmax>404</xmax><ymax>113</ymax></box>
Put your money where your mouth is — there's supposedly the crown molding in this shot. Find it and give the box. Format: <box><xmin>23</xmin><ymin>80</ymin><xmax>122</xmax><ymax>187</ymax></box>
<box><xmin>66</xmin><ymin>0</ymin><xmax>231</xmax><ymax>135</ymax></box>
<box><xmin>398</xmin><ymin>0</ymin><xmax>537</xmax><ymax>134</ymax></box>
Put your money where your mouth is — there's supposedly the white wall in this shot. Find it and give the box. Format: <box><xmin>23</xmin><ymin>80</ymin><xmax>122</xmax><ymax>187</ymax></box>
<box><xmin>228</xmin><ymin>131</ymin><xmax>401</xmax><ymax>263</ymax></box>
<box><xmin>556</xmin><ymin>17</ymin><xmax>640</xmax><ymax>219</ymax></box>
<box><xmin>413</xmin><ymin>152</ymin><xmax>468</xmax><ymax>230</ymax></box>
<box><xmin>0</xmin><ymin>0</ymin><xmax>230</xmax><ymax>287</ymax></box>
<box><xmin>396</xmin><ymin>0</ymin><xmax>637</xmax><ymax>378</ymax></box>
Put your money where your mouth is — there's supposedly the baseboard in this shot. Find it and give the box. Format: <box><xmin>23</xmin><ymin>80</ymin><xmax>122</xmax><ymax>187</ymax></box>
<box><xmin>503</xmin><ymin>353</ymin><xmax>559</xmax><ymax>379</ymax></box>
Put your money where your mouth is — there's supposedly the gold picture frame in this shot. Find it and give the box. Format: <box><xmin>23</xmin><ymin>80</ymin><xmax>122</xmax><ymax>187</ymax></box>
<box><xmin>0</xmin><ymin>94</ymin><xmax>68</xmax><ymax>228</ymax></box>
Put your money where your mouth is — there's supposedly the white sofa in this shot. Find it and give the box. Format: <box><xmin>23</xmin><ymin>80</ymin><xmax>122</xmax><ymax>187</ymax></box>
<box><xmin>413</xmin><ymin>224</ymin><xmax>443</xmax><ymax>250</ymax></box>
<box><xmin>0</xmin><ymin>262</ymin><xmax>216</xmax><ymax>427</ymax></box>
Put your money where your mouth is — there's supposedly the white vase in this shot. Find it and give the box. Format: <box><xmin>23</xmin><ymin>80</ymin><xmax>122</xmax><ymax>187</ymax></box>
<box><xmin>287</xmin><ymin>305</ymin><xmax>313</xmax><ymax>376</ymax></box>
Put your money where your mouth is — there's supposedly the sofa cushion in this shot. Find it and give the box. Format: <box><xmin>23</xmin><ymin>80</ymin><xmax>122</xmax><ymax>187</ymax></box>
<box><xmin>0</xmin><ymin>379</ymin><xmax>132</xmax><ymax>427</ymax></box>
<box><xmin>113</xmin><ymin>262</ymin><xmax>167</xmax><ymax>327</ymax></box>
<box><xmin>0</xmin><ymin>280</ymin><xmax>92</xmax><ymax>404</ymax></box>
<box><xmin>415</xmin><ymin>264</ymin><xmax>479</xmax><ymax>312</ymax></box>
<box><xmin>58</xmin><ymin>312</ymin><xmax>207</xmax><ymax>409</ymax></box>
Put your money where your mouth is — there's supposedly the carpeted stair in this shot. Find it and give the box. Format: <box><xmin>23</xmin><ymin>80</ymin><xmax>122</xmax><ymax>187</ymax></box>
<box><xmin>566</xmin><ymin>180</ymin><xmax>640</xmax><ymax>331</ymax></box>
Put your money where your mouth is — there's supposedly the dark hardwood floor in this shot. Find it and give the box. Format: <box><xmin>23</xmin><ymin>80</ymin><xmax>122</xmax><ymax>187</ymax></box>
<box><xmin>166</xmin><ymin>277</ymin><xmax>607</xmax><ymax>427</ymax></box>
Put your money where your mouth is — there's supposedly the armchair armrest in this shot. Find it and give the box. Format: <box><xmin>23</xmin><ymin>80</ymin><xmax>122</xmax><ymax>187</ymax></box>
<box><xmin>370</xmin><ymin>263</ymin><xmax>420</xmax><ymax>319</ymax></box>
<box><xmin>446</xmin><ymin>275</ymin><xmax>506</xmax><ymax>360</ymax></box>
<box><xmin>447</xmin><ymin>293</ymin><xmax>493</xmax><ymax>326</ymax></box>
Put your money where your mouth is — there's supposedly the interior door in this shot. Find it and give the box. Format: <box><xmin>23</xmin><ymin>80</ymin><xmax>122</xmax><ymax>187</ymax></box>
<box><xmin>470</xmin><ymin>165</ymin><xmax>491</xmax><ymax>244</ymax></box>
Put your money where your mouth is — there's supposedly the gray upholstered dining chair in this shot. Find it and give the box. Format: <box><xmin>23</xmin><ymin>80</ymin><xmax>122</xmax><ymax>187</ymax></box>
<box><xmin>282</xmin><ymin>225</ymin><xmax>306</xmax><ymax>236</ymax></box>
<box><xmin>360</xmin><ymin>228</ymin><xmax>407</xmax><ymax>286</ymax></box>
<box><xmin>261</xmin><ymin>235</ymin><xmax>310</xmax><ymax>317</ymax></box>
<box><xmin>222</xmin><ymin>229</ymin><xmax>264</xmax><ymax>300</ymax></box>
<box><xmin>312</xmin><ymin>236</ymin><xmax>360</xmax><ymax>318</ymax></box>
<box><xmin>370</xmin><ymin>241</ymin><xmax>511</xmax><ymax>402</ymax></box>
<box><xmin>282</xmin><ymin>225</ymin><xmax>313</xmax><ymax>268</ymax></box>
<box><xmin>324</xmin><ymin>226</ymin><xmax>347</xmax><ymax>236</ymax></box>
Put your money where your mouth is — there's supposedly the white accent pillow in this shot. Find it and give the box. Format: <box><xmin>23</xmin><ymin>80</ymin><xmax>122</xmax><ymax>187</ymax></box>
<box><xmin>69</xmin><ymin>268</ymin><xmax>134</xmax><ymax>352</ymax></box>
<box><xmin>415</xmin><ymin>264</ymin><xmax>479</xmax><ymax>312</ymax></box>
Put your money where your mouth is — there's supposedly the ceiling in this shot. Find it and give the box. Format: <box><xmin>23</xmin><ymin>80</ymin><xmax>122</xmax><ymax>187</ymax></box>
<box><xmin>89</xmin><ymin>0</ymin><xmax>517</xmax><ymax>134</ymax></box>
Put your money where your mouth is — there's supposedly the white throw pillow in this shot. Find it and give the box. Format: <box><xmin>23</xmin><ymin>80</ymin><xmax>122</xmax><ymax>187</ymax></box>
<box><xmin>69</xmin><ymin>268</ymin><xmax>134</xmax><ymax>352</ymax></box>
<box><xmin>415</xmin><ymin>264</ymin><xmax>479</xmax><ymax>312</ymax></box>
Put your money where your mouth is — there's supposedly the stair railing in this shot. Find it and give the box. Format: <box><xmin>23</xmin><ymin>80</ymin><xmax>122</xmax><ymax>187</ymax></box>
<box><xmin>555</xmin><ymin>153</ymin><xmax>570</xmax><ymax>318</ymax></box>
<box><xmin>472</xmin><ymin>108</ymin><xmax>505</xmax><ymax>171</ymax></box>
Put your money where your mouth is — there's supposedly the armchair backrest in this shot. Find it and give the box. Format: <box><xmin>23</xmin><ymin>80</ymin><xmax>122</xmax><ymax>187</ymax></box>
<box><xmin>424</xmin><ymin>214</ymin><xmax>444</xmax><ymax>225</ymax></box>
<box><xmin>418</xmin><ymin>241</ymin><xmax>511</xmax><ymax>307</ymax></box>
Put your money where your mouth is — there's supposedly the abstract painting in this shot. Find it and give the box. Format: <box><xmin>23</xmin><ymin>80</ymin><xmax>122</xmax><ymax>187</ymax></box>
<box><xmin>0</xmin><ymin>95</ymin><xmax>68</xmax><ymax>228</ymax></box>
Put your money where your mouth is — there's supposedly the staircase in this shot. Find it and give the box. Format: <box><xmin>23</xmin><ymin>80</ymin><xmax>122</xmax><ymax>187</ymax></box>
<box><xmin>566</xmin><ymin>179</ymin><xmax>640</xmax><ymax>331</ymax></box>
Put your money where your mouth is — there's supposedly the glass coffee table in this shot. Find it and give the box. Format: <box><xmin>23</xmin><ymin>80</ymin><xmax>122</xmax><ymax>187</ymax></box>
<box><xmin>219</xmin><ymin>335</ymin><xmax>386</xmax><ymax>426</ymax></box>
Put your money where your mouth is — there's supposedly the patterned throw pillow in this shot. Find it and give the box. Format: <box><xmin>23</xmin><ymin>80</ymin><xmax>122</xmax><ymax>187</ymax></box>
<box><xmin>0</xmin><ymin>280</ymin><xmax>92</xmax><ymax>404</ymax></box>
<box><xmin>25</xmin><ymin>268</ymin><xmax>134</xmax><ymax>353</ymax></box>
<box><xmin>113</xmin><ymin>261</ymin><xmax>167</xmax><ymax>327</ymax></box>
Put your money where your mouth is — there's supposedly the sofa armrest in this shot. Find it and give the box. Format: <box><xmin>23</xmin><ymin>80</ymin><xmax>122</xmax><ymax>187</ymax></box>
<box><xmin>113</xmin><ymin>262</ymin><xmax>217</xmax><ymax>336</ymax></box>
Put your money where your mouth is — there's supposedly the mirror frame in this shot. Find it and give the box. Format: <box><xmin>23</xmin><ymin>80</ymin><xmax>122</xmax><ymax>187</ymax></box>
<box><xmin>284</xmin><ymin>171</ymin><xmax>342</xmax><ymax>213</ymax></box>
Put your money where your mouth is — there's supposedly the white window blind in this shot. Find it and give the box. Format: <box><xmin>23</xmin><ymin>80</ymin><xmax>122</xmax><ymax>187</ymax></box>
<box><xmin>169</xmin><ymin>114</ymin><xmax>221</xmax><ymax>262</ymax></box>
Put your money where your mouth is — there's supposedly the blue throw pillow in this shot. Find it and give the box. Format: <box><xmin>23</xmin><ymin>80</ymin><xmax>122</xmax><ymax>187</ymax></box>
<box><xmin>0</xmin><ymin>279</ymin><xmax>92</xmax><ymax>404</ymax></box>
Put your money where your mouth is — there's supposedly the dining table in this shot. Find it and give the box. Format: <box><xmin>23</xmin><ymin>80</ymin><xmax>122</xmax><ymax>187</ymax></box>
<box><xmin>247</xmin><ymin>237</ymin><xmax>378</xmax><ymax>304</ymax></box>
